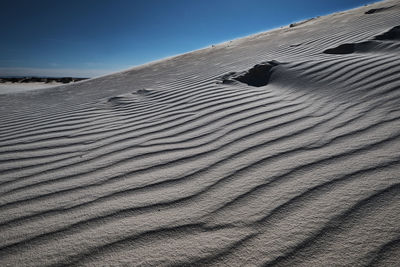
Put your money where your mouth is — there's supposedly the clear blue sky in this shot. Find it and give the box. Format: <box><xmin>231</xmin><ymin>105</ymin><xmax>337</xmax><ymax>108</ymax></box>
<box><xmin>1</xmin><ymin>0</ymin><xmax>376</xmax><ymax>77</ymax></box>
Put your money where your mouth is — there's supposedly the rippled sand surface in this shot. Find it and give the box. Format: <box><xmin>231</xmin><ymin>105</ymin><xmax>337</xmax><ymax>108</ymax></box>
<box><xmin>0</xmin><ymin>1</ymin><xmax>400</xmax><ymax>266</ymax></box>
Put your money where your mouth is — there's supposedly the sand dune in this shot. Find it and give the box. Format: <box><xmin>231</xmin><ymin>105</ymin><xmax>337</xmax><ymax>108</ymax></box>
<box><xmin>1</xmin><ymin>0</ymin><xmax>400</xmax><ymax>266</ymax></box>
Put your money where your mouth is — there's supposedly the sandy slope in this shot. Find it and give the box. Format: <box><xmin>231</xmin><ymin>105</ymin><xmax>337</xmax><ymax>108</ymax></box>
<box><xmin>1</xmin><ymin>1</ymin><xmax>400</xmax><ymax>266</ymax></box>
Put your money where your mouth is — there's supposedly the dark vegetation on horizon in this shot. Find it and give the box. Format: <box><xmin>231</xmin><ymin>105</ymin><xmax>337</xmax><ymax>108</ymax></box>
<box><xmin>0</xmin><ymin>77</ymin><xmax>88</xmax><ymax>84</ymax></box>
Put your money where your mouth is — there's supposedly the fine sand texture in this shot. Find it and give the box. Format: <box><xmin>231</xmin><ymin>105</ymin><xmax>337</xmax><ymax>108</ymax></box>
<box><xmin>1</xmin><ymin>1</ymin><xmax>400</xmax><ymax>266</ymax></box>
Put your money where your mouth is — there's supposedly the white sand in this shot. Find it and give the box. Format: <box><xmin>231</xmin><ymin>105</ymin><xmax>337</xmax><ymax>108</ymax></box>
<box><xmin>0</xmin><ymin>0</ymin><xmax>400</xmax><ymax>266</ymax></box>
<box><xmin>0</xmin><ymin>82</ymin><xmax>63</xmax><ymax>94</ymax></box>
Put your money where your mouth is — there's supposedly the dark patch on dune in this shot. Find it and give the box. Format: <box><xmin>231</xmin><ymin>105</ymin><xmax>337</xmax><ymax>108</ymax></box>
<box><xmin>365</xmin><ymin>6</ymin><xmax>393</xmax><ymax>14</ymax></box>
<box><xmin>323</xmin><ymin>26</ymin><xmax>400</xmax><ymax>55</ymax></box>
<box><xmin>322</xmin><ymin>29</ymin><xmax>400</xmax><ymax>55</ymax></box>
<box><xmin>234</xmin><ymin>61</ymin><xmax>279</xmax><ymax>87</ymax></box>
<box><xmin>135</xmin><ymin>88</ymin><xmax>152</xmax><ymax>95</ymax></box>
<box><xmin>322</xmin><ymin>41</ymin><xmax>375</xmax><ymax>55</ymax></box>
<box><xmin>323</xmin><ymin>43</ymin><xmax>355</xmax><ymax>54</ymax></box>
<box><xmin>289</xmin><ymin>18</ymin><xmax>316</xmax><ymax>28</ymax></box>
<box><xmin>374</xmin><ymin>26</ymin><xmax>400</xmax><ymax>41</ymax></box>
<box><xmin>107</xmin><ymin>96</ymin><xmax>125</xmax><ymax>104</ymax></box>
<box><xmin>219</xmin><ymin>61</ymin><xmax>279</xmax><ymax>87</ymax></box>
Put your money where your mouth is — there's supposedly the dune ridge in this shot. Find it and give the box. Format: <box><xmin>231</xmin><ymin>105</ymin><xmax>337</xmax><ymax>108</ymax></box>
<box><xmin>1</xmin><ymin>0</ymin><xmax>400</xmax><ymax>266</ymax></box>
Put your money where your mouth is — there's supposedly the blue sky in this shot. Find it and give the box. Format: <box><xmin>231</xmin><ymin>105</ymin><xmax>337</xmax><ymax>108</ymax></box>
<box><xmin>1</xmin><ymin>0</ymin><xmax>376</xmax><ymax>77</ymax></box>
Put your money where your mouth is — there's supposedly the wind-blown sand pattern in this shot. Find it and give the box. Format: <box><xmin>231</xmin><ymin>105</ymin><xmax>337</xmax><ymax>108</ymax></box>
<box><xmin>1</xmin><ymin>1</ymin><xmax>400</xmax><ymax>266</ymax></box>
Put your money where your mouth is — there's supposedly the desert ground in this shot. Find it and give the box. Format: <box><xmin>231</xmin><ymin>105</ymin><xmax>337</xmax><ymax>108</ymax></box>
<box><xmin>0</xmin><ymin>0</ymin><xmax>399</xmax><ymax>266</ymax></box>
